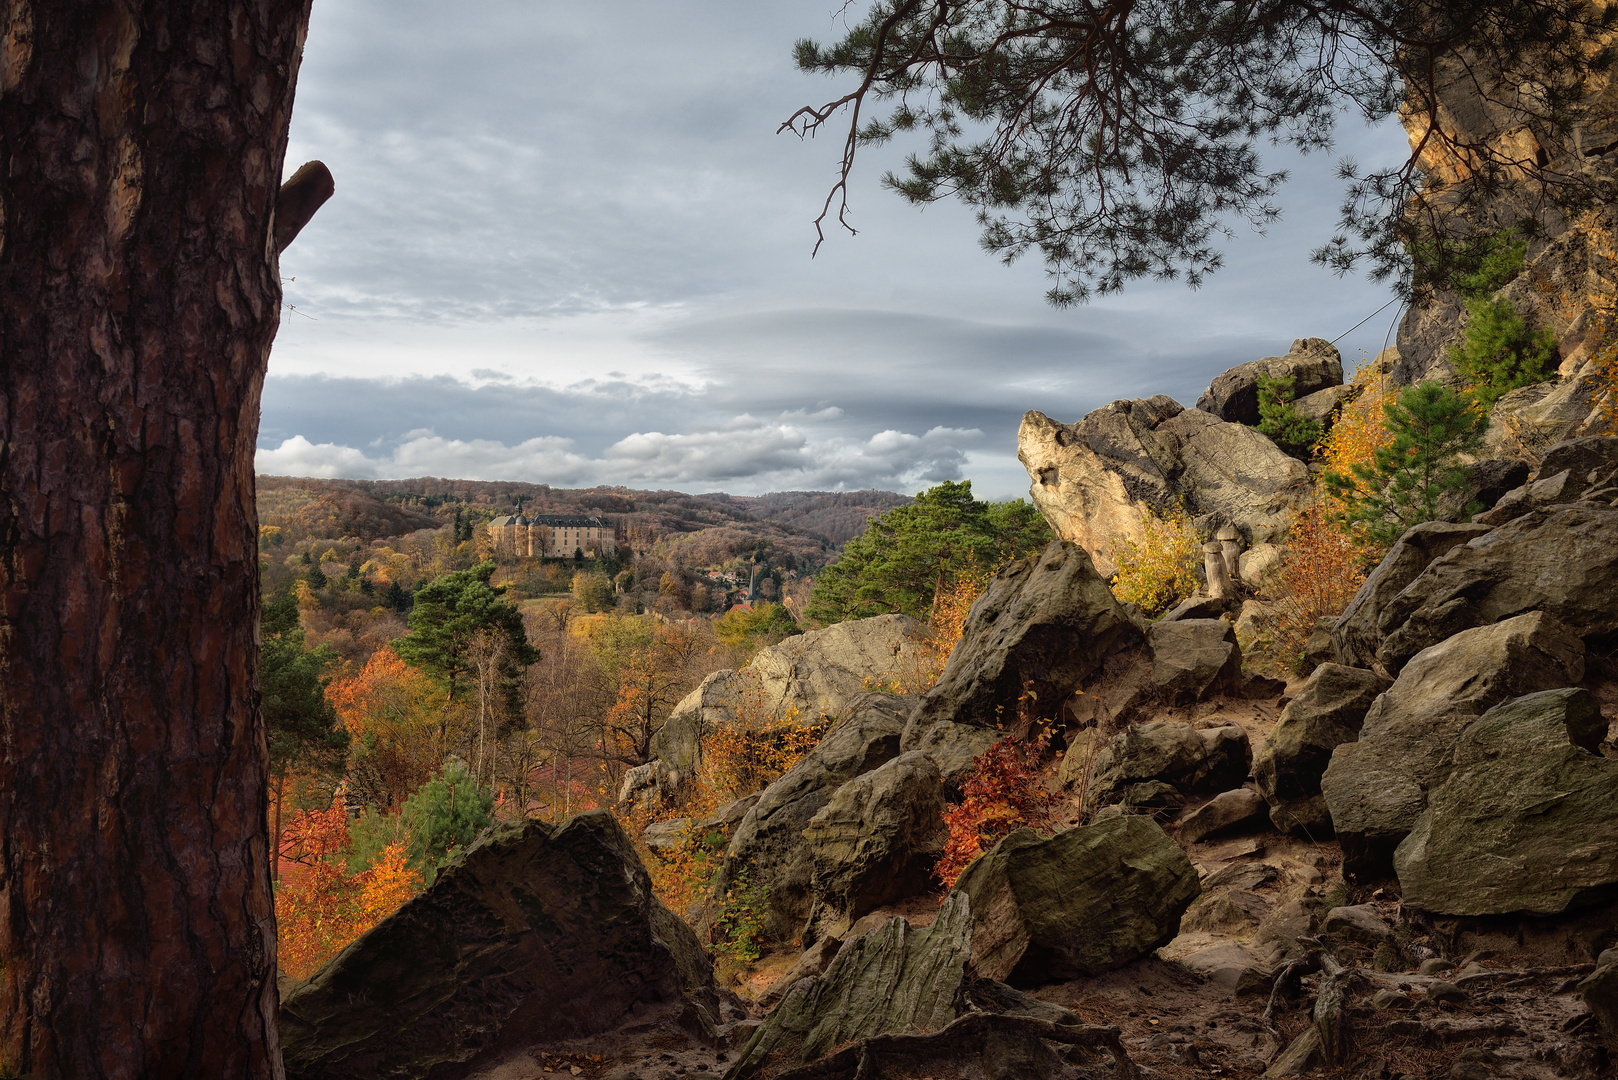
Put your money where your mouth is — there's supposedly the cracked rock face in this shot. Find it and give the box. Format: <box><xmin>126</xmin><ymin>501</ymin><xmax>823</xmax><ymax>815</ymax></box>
<box><xmin>1321</xmin><ymin>611</ymin><xmax>1585</xmax><ymax>879</ymax></box>
<box><xmin>1018</xmin><ymin>399</ymin><xmax>1306</xmax><ymax>577</ymax></box>
<box><xmin>1395</xmin><ymin>688</ymin><xmax>1618</xmax><ymax>916</ymax></box>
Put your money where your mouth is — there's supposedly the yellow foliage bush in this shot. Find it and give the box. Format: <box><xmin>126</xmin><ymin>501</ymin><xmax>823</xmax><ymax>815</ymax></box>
<box><xmin>1109</xmin><ymin>506</ymin><xmax>1201</xmax><ymax>615</ymax></box>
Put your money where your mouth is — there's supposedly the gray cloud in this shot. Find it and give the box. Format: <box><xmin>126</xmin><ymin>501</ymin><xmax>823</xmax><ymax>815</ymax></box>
<box><xmin>267</xmin><ymin>0</ymin><xmax>1417</xmax><ymax>499</ymax></box>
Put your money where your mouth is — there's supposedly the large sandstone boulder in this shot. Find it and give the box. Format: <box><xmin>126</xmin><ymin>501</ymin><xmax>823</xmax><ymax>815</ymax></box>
<box><xmin>727</xmin><ymin>894</ymin><xmax>974</xmax><ymax>1078</ymax></box>
<box><xmin>803</xmin><ymin>751</ymin><xmax>947</xmax><ymax>938</ymax></box>
<box><xmin>708</xmin><ymin>693</ymin><xmax>910</xmax><ymax>937</ymax></box>
<box><xmin>1195</xmin><ymin>338</ymin><xmax>1344</xmax><ymax>425</ymax></box>
<box><xmin>280</xmin><ymin>812</ymin><xmax>717</xmax><ymax>1080</ymax></box>
<box><xmin>1372</xmin><ymin>504</ymin><xmax>1618</xmax><ymax>673</ymax></box>
<box><xmin>1087</xmin><ymin>720</ymin><xmax>1251</xmax><ymax>811</ymax></box>
<box><xmin>1321</xmin><ymin>612</ymin><xmax>1585</xmax><ymax>878</ymax></box>
<box><xmin>725</xmin><ymin>895</ymin><xmax>1137</xmax><ymax>1080</ymax></box>
<box><xmin>654</xmin><ymin>614</ymin><xmax>928</xmax><ymax>774</ymax></box>
<box><xmin>1395</xmin><ymin>689</ymin><xmax>1618</xmax><ymax>916</ymax></box>
<box><xmin>1018</xmin><ymin>400</ymin><xmax>1307</xmax><ymax>576</ymax></box>
<box><xmin>1253</xmin><ymin>663</ymin><xmax>1391</xmax><ymax>836</ymax></box>
<box><xmin>1147</xmin><ymin>618</ymin><xmax>1243</xmax><ymax>704</ymax></box>
<box><xmin>1330</xmin><ymin>521</ymin><xmax>1493</xmax><ymax>670</ymax></box>
<box><xmin>903</xmin><ymin>540</ymin><xmax>1132</xmax><ymax>744</ymax></box>
<box><xmin>953</xmin><ymin>817</ymin><xmax>1200</xmax><ymax>985</ymax></box>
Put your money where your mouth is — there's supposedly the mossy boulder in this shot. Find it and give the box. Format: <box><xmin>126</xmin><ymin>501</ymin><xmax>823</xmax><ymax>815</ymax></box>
<box><xmin>953</xmin><ymin>815</ymin><xmax>1200</xmax><ymax>986</ymax></box>
<box><xmin>1395</xmin><ymin>689</ymin><xmax>1618</xmax><ymax>916</ymax></box>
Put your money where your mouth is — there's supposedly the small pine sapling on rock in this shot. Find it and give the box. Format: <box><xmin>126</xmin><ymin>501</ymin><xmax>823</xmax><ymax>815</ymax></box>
<box><xmin>1450</xmin><ymin>297</ymin><xmax>1558</xmax><ymax>410</ymax></box>
<box><xmin>1256</xmin><ymin>372</ymin><xmax>1325</xmax><ymax>458</ymax></box>
<box><xmin>1325</xmin><ymin>382</ymin><xmax>1486</xmax><ymax>547</ymax></box>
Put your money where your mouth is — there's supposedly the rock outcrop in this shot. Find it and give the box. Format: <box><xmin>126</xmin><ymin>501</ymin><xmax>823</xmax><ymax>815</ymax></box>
<box><xmin>1394</xmin><ymin>689</ymin><xmax>1618</xmax><ymax>916</ymax></box>
<box><xmin>903</xmin><ymin>540</ymin><xmax>1132</xmax><ymax>744</ymax></box>
<box><xmin>1330</xmin><ymin>521</ymin><xmax>1494</xmax><ymax>670</ymax></box>
<box><xmin>1195</xmin><ymin>338</ymin><xmax>1344</xmax><ymax>425</ymax></box>
<box><xmin>1370</xmin><ymin>503</ymin><xmax>1618</xmax><ymax>673</ymax></box>
<box><xmin>1253</xmin><ymin>663</ymin><xmax>1391</xmax><ymax>836</ymax></box>
<box><xmin>653</xmin><ymin>614</ymin><xmax>928</xmax><ymax>777</ymax></box>
<box><xmin>707</xmin><ymin>693</ymin><xmax>910</xmax><ymax>936</ymax></box>
<box><xmin>280</xmin><ymin>812</ymin><xmax>717</xmax><ymax>1080</ymax></box>
<box><xmin>725</xmin><ymin>894</ymin><xmax>1135</xmax><ymax>1080</ymax></box>
<box><xmin>802</xmin><ymin>751</ymin><xmax>947</xmax><ymax>939</ymax></box>
<box><xmin>1086</xmin><ymin>720</ymin><xmax>1252</xmax><ymax>812</ymax></box>
<box><xmin>1018</xmin><ymin>397</ymin><xmax>1308</xmax><ymax>576</ymax></box>
<box><xmin>953</xmin><ymin>817</ymin><xmax>1200</xmax><ymax>985</ymax></box>
<box><xmin>1147</xmin><ymin>618</ymin><xmax>1244</xmax><ymax>704</ymax></box>
<box><xmin>1321</xmin><ymin>612</ymin><xmax>1585</xmax><ymax>878</ymax></box>
<box><xmin>725</xmin><ymin>894</ymin><xmax>975</xmax><ymax>1078</ymax></box>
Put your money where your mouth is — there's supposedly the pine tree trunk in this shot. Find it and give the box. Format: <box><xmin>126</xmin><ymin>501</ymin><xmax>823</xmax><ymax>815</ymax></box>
<box><xmin>0</xmin><ymin>2</ymin><xmax>313</xmax><ymax>1076</ymax></box>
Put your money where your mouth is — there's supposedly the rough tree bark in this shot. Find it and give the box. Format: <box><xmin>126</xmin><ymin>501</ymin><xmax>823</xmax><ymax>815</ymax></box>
<box><xmin>0</xmin><ymin>2</ymin><xmax>318</xmax><ymax>1076</ymax></box>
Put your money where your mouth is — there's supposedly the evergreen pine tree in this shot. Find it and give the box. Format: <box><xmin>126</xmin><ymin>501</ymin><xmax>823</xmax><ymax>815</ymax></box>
<box><xmin>306</xmin><ymin>563</ymin><xmax>328</xmax><ymax>590</ymax></box>
<box><xmin>806</xmin><ymin>480</ymin><xmax>1050</xmax><ymax>624</ymax></box>
<box><xmin>383</xmin><ymin>579</ymin><xmax>411</xmax><ymax>614</ymax></box>
<box><xmin>1449</xmin><ymin>297</ymin><xmax>1558</xmax><ymax>410</ymax></box>
<box><xmin>1255</xmin><ymin>373</ymin><xmax>1324</xmax><ymax>458</ymax></box>
<box><xmin>1325</xmin><ymin>382</ymin><xmax>1487</xmax><ymax>548</ymax></box>
<box><xmin>392</xmin><ymin>561</ymin><xmax>538</xmax><ymax>705</ymax></box>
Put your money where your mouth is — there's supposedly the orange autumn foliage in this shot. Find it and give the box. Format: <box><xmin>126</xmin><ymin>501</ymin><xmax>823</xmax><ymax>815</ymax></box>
<box><xmin>275</xmin><ymin>795</ymin><xmax>423</xmax><ymax>979</ymax></box>
<box><xmin>327</xmin><ymin>646</ymin><xmax>445</xmax><ymax>808</ymax></box>
<box><xmin>1270</xmin><ymin>364</ymin><xmax>1397</xmax><ymax>664</ymax></box>
<box><xmin>935</xmin><ymin>737</ymin><xmax>1059</xmax><ymax>890</ymax></box>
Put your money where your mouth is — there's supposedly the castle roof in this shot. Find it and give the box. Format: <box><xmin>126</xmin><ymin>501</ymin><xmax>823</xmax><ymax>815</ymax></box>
<box><xmin>526</xmin><ymin>514</ymin><xmax>608</xmax><ymax>528</ymax></box>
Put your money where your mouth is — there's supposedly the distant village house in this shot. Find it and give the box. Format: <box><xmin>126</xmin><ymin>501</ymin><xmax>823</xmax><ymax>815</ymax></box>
<box><xmin>488</xmin><ymin>513</ymin><xmax>616</xmax><ymax>558</ymax></box>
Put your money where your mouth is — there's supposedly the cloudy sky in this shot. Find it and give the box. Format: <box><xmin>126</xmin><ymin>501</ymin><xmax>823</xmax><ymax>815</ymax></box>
<box><xmin>265</xmin><ymin>0</ymin><xmax>1413</xmax><ymax>500</ymax></box>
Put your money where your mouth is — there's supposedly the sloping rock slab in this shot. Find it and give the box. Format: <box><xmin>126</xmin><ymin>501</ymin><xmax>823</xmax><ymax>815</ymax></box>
<box><xmin>904</xmin><ymin>540</ymin><xmax>1131</xmax><ymax>742</ymax></box>
<box><xmin>1395</xmin><ymin>689</ymin><xmax>1618</xmax><ymax>916</ymax></box>
<box><xmin>1330</xmin><ymin>521</ymin><xmax>1494</xmax><ymax>670</ymax></box>
<box><xmin>280</xmin><ymin>811</ymin><xmax>717</xmax><ymax>1080</ymax></box>
<box><xmin>725</xmin><ymin>895</ymin><xmax>1135</xmax><ymax>1080</ymax></box>
<box><xmin>1254</xmin><ymin>663</ymin><xmax>1391</xmax><ymax>836</ymax></box>
<box><xmin>804</xmin><ymin>751</ymin><xmax>946</xmax><ymax>936</ymax></box>
<box><xmin>1322</xmin><ymin>612</ymin><xmax>1585</xmax><ymax>879</ymax></box>
<box><xmin>655</xmin><ymin>615</ymin><xmax>928</xmax><ymax>773</ymax></box>
<box><xmin>725</xmin><ymin>894</ymin><xmax>973</xmax><ymax>1077</ymax></box>
<box><xmin>709</xmin><ymin>694</ymin><xmax>910</xmax><ymax>935</ymax></box>
<box><xmin>953</xmin><ymin>816</ymin><xmax>1200</xmax><ymax>985</ymax></box>
<box><xmin>1372</xmin><ymin>504</ymin><xmax>1618</xmax><ymax>673</ymax></box>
